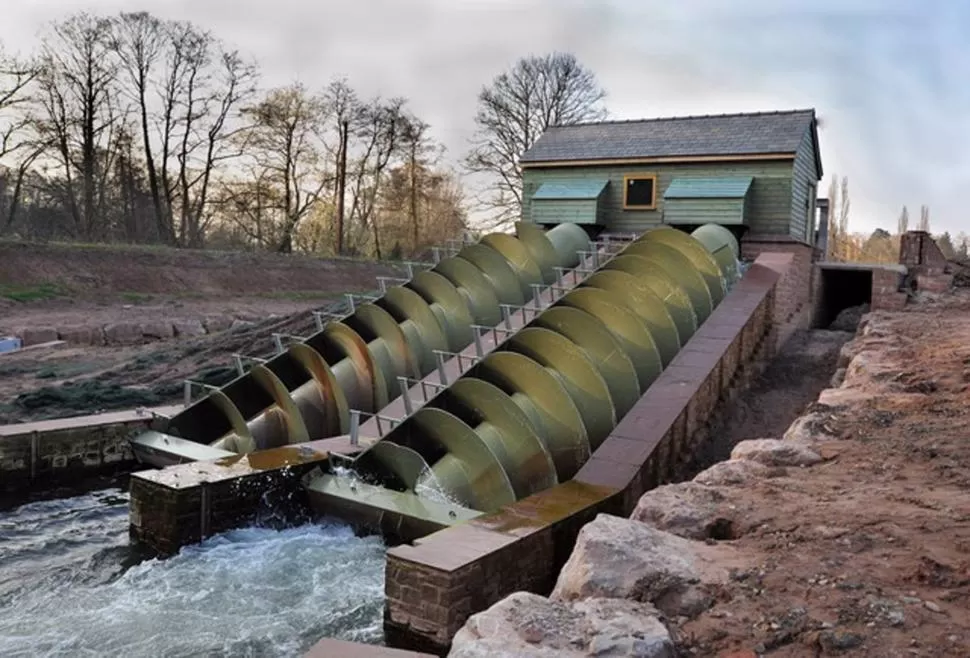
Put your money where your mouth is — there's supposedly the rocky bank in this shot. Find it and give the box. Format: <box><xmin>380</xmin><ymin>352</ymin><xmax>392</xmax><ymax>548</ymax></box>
<box><xmin>449</xmin><ymin>295</ymin><xmax>970</xmax><ymax>657</ymax></box>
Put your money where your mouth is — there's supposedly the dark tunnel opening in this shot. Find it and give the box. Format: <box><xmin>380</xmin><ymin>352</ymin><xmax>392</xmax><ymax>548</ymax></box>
<box><xmin>815</xmin><ymin>267</ymin><xmax>873</xmax><ymax>328</ymax></box>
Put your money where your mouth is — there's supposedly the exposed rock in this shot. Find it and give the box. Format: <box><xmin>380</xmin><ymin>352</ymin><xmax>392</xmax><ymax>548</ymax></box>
<box><xmin>202</xmin><ymin>315</ymin><xmax>233</xmax><ymax>333</ymax></box>
<box><xmin>19</xmin><ymin>326</ymin><xmax>59</xmax><ymax>346</ymax></box>
<box><xmin>229</xmin><ymin>318</ymin><xmax>255</xmax><ymax>332</ymax></box>
<box><xmin>817</xmin><ymin>630</ymin><xmax>864</xmax><ymax>653</ymax></box>
<box><xmin>731</xmin><ymin>439</ymin><xmax>822</xmax><ymax>467</ymax></box>
<box><xmin>172</xmin><ymin>319</ymin><xmax>207</xmax><ymax>338</ymax></box>
<box><xmin>103</xmin><ymin>322</ymin><xmax>144</xmax><ymax>345</ymax></box>
<box><xmin>693</xmin><ymin>459</ymin><xmax>779</xmax><ymax>487</ymax></box>
<box><xmin>631</xmin><ymin>482</ymin><xmax>735</xmax><ymax>540</ymax></box>
<box><xmin>449</xmin><ymin>591</ymin><xmax>674</xmax><ymax>658</ymax></box>
<box><xmin>551</xmin><ymin>514</ymin><xmax>734</xmax><ymax>619</ymax></box>
<box><xmin>830</xmin><ymin>367</ymin><xmax>847</xmax><ymax>387</ymax></box>
<box><xmin>783</xmin><ymin>412</ymin><xmax>837</xmax><ymax>443</ymax></box>
<box><xmin>141</xmin><ymin>322</ymin><xmax>175</xmax><ymax>340</ymax></box>
<box><xmin>829</xmin><ymin>304</ymin><xmax>868</xmax><ymax>332</ymax></box>
<box><xmin>56</xmin><ymin>325</ymin><xmax>105</xmax><ymax>346</ymax></box>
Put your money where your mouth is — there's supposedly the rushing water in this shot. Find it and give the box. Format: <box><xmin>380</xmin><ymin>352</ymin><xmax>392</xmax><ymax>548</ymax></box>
<box><xmin>0</xmin><ymin>488</ymin><xmax>386</xmax><ymax>657</ymax></box>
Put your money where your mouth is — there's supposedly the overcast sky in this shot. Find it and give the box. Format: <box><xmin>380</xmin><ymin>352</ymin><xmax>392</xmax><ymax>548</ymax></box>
<box><xmin>1</xmin><ymin>0</ymin><xmax>966</xmax><ymax>236</ymax></box>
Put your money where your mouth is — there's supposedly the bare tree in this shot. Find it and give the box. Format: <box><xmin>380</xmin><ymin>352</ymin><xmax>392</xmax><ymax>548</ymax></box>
<box><xmin>346</xmin><ymin>97</ymin><xmax>406</xmax><ymax>258</ymax></box>
<box><xmin>399</xmin><ymin>114</ymin><xmax>440</xmax><ymax>251</ymax></box>
<box><xmin>897</xmin><ymin>205</ymin><xmax>909</xmax><ymax>235</ymax></box>
<box><xmin>237</xmin><ymin>83</ymin><xmax>329</xmax><ymax>253</ymax></box>
<box><xmin>919</xmin><ymin>204</ymin><xmax>930</xmax><ymax>232</ymax></box>
<box><xmin>0</xmin><ymin>44</ymin><xmax>39</xmax><ymax>160</ymax></box>
<box><xmin>464</xmin><ymin>52</ymin><xmax>607</xmax><ymax>225</ymax></box>
<box><xmin>111</xmin><ymin>11</ymin><xmax>171</xmax><ymax>242</ymax></box>
<box><xmin>323</xmin><ymin>79</ymin><xmax>360</xmax><ymax>254</ymax></box>
<box><xmin>35</xmin><ymin>12</ymin><xmax>121</xmax><ymax>239</ymax></box>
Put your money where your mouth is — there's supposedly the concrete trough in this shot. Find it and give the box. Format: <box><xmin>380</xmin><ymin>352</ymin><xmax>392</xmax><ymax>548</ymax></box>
<box><xmin>0</xmin><ymin>405</ymin><xmax>182</xmax><ymax>494</ymax></box>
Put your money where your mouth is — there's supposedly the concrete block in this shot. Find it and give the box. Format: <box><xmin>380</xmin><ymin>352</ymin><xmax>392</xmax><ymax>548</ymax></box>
<box><xmin>142</xmin><ymin>322</ymin><xmax>175</xmax><ymax>340</ymax></box>
<box><xmin>103</xmin><ymin>322</ymin><xmax>144</xmax><ymax>345</ymax></box>
<box><xmin>57</xmin><ymin>325</ymin><xmax>105</xmax><ymax>346</ymax></box>
<box><xmin>19</xmin><ymin>326</ymin><xmax>59</xmax><ymax>346</ymax></box>
<box><xmin>172</xmin><ymin>319</ymin><xmax>206</xmax><ymax>338</ymax></box>
<box><xmin>203</xmin><ymin>315</ymin><xmax>233</xmax><ymax>333</ymax></box>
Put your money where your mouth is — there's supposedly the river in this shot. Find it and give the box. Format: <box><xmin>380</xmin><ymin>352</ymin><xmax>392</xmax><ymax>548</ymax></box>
<box><xmin>0</xmin><ymin>488</ymin><xmax>385</xmax><ymax>657</ymax></box>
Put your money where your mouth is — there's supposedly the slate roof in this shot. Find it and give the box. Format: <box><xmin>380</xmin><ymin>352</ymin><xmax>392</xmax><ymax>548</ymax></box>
<box><xmin>520</xmin><ymin>109</ymin><xmax>817</xmax><ymax>165</ymax></box>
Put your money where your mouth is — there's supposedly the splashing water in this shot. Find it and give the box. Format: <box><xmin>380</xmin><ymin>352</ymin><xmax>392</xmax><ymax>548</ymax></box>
<box><xmin>0</xmin><ymin>488</ymin><xmax>386</xmax><ymax>657</ymax></box>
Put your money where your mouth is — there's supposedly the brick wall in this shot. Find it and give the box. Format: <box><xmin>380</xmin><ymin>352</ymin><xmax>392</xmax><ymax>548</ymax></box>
<box><xmin>741</xmin><ymin>235</ymin><xmax>814</xmax><ymax>349</ymax></box>
<box><xmin>871</xmin><ymin>269</ymin><xmax>908</xmax><ymax>311</ymax></box>
<box><xmin>382</xmin><ymin>253</ymin><xmax>791</xmax><ymax>655</ymax></box>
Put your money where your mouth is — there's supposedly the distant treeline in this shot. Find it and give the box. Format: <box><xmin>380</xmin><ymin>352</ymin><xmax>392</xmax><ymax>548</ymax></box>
<box><xmin>0</xmin><ymin>13</ymin><xmax>609</xmax><ymax>257</ymax></box>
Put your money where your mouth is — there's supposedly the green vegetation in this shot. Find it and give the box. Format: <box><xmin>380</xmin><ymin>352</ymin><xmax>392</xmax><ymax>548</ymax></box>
<box><xmin>119</xmin><ymin>292</ymin><xmax>154</xmax><ymax>304</ymax></box>
<box><xmin>0</xmin><ymin>283</ymin><xmax>66</xmax><ymax>302</ymax></box>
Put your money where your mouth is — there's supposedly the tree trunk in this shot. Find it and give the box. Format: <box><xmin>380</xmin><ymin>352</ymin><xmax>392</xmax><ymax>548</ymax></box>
<box><xmin>335</xmin><ymin>119</ymin><xmax>348</xmax><ymax>254</ymax></box>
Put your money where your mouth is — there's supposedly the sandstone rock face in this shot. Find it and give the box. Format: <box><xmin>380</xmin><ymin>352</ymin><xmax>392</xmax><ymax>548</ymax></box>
<box><xmin>19</xmin><ymin>326</ymin><xmax>59</xmax><ymax>346</ymax></box>
<box><xmin>449</xmin><ymin>591</ymin><xmax>674</xmax><ymax>658</ymax></box>
<box><xmin>57</xmin><ymin>325</ymin><xmax>105</xmax><ymax>346</ymax></box>
<box><xmin>693</xmin><ymin>459</ymin><xmax>777</xmax><ymax>487</ymax></box>
<box><xmin>103</xmin><ymin>322</ymin><xmax>144</xmax><ymax>345</ymax></box>
<box><xmin>551</xmin><ymin>514</ymin><xmax>731</xmax><ymax>619</ymax></box>
<box><xmin>730</xmin><ymin>439</ymin><xmax>822</xmax><ymax>467</ymax></box>
<box><xmin>783</xmin><ymin>412</ymin><xmax>836</xmax><ymax>443</ymax></box>
<box><xmin>141</xmin><ymin>322</ymin><xmax>175</xmax><ymax>340</ymax></box>
<box><xmin>172</xmin><ymin>319</ymin><xmax>207</xmax><ymax>338</ymax></box>
<box><xmin>631</xmin><ymin>482</ymin><xmax>732</xmax><ymax>541</ymax></box>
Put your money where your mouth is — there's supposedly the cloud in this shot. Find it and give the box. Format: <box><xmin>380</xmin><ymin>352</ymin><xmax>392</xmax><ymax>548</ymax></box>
<box><xmin>1</xmin><ymin>0</ymin><xmax>965</xmax><ymax>235</ymax></box>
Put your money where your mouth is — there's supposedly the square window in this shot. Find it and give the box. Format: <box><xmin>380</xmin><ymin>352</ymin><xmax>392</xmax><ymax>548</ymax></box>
<box><xmin>623</xmin><ymin>175</ymin><xmax>657</xmax><ymax>209</ymax></box>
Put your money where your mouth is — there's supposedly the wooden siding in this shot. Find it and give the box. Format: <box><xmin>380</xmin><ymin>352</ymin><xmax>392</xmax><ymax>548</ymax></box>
<box><xmin>664</xmin><ymin>197</ymin><xmax>746</xmax><ymax>225</ymax></box>
<box><xmin>789</xmin><ymin>125</ymin><xmax>821</xmax><ymax>242</ymax></box>
<box><xmin>530</xmin><ymin>198</ymin><xmax>600</xmax><ymax>225</ymax></box>
<box><xmin>522</xmin><ymin>161</ymin><xmax>794</xmax><ymax>235</ymax></box>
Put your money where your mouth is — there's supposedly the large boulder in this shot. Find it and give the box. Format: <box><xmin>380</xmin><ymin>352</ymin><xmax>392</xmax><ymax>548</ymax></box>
<box><xmin>730</xmin><ymin>439</ymin><xmax>822</xmax><ymax>467</ymax></box>
<box><xmin>551</xmin><ymin>514</ymin><xmax>735</xmax><ymax>619</ymax></box>
<box><xmin>202</xmin><ymin>315</ymin><xmax>233</xmax><ymax>333</ymax></box>
<box><xmin>631</xmin><ymin>482</ymin><xmax>734</xmax><ymax>541</ymax></box>
<box><xmin>783</xmin><ymin>412</ymin><xmax>837</xmax><ymax>443</ymax></box>
<box><xmin>449</xmin><ymin>592</ymin><xmax>674</xmax><ymax>658</ymax></box>
<box><xmin>142</xmin><ymin>321</ymin><xmax>175</xmax><ymax>340</ymax></box>
<box><xmin>103</xmin><ymin>322</ymin><xmax>144</xmax><ymax>345</ymax></box>
<box><xmin>693</xmin><ymin>459</ymin><xmax>777</xmax><ymax>487</ymax></box>
<box><xmin>172</xmin><ymin>319</ymin><xmax>206</xmax><ymax>338</ymax></box>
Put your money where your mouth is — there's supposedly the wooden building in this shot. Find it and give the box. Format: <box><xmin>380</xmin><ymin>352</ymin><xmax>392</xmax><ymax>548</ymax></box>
<box><xmin>520</xmin><ymin>107</ymin><xmax>825</xmax><ymax>338</ymax></box>
<box><xmin>519</xmin><ymin>108</ymin><xmax>823</xmax><ymax>245</ymax></box>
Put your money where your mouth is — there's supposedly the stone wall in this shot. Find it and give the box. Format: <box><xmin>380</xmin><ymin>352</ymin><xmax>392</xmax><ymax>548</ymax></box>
<box><xmin>0</xmin><ymin>406</ymin><xmax>179</xmax><ymax>493</ymax></box>
<box><xmin>900</xmin><ymin>230</ymin><xmax>954</xmax><ymax>293</ymax></box>
<box><xmin>382</xmin><ymin>253</ymin><xmax>793</xmax><ymax>655</ymax></box>
<box><xmin>14</xmin><ymin>314</ymin><xmax>261</xmax><ymax>348</ymax></box>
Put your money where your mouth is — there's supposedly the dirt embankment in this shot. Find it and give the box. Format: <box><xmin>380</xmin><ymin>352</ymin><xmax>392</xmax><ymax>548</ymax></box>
<box><xmin>0</xmin><ymin>241</ymin><xmax>406</xmax><ymax>424</ymax></box>
<box><xmin>451</xmin><ymin>293</ymin><xmax>970</xmax><ymax>657</ymax></box>
<box><xmin>0</xmin><ymin>241</ymin><xmax>403</xmax><ymax>299</ymax></box>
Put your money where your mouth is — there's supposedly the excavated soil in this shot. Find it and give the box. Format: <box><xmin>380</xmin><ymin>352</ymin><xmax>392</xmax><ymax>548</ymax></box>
<box><xmin>677</xmin><ymin>293</ymin><xmax>970</xmax><ymax>657</ymax></box>
<box><xmin>0</xmin><ymin>241</ymin><xmax>403</xmax><ymax>423</ymax></box>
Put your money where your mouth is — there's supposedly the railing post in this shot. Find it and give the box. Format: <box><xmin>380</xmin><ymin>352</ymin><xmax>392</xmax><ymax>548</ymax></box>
<box><xmin>349</xmin><ymin>409</ymin><xmax>361</xmax><ymax>447</ymax></box>
<box><xmin>398</xmin><ymin>376</ymin><xmax>414</xmax><ymax>415</ymax></box>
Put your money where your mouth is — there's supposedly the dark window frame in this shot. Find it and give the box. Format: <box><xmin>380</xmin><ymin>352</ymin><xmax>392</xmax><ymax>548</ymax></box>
<box><xmin>622</xmin><ymin>174</ymin><xmax>658</xmax><ymax>210</ymax></box>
